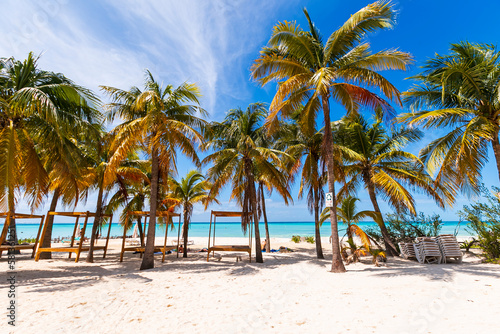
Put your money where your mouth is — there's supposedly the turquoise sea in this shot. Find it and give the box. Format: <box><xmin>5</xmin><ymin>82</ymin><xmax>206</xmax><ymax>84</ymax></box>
<box><xmin>10</xmin><ymin>220</ymin><xmax>471</xmax><ymax>240</ymax></box>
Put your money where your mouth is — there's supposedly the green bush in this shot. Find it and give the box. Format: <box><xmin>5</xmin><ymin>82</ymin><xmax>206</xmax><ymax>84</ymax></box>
<box><xmin>459</xmin><ymin>186</ymin><xmax>500</xmax><ymax>262</ymax></box>
<box><xmin>305</xmin><ymin>236</ymin><xmax>315</xmax><ymax>244</ymax></box>
<box><xmin>366</xmin><ymin>212</ymin><xmax>444</xmax><ymax>248</ymax></box>
<box><xmin>18</xmin><ymin>238</ymin><xmax>37</xmax><ymax>244</ymax></box>
<box><xmin>291</xmin><ymin>235</ymin><xmax>301</xmax><ymax>243</ymax></box>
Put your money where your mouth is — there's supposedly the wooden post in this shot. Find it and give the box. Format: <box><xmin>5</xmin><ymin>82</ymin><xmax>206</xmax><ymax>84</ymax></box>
<box><xmin>0</xmin><ymin>212</ymin><xmax>11</xmax><ymax>245</ymax></box>
<box><xmin>207</xmin><ymin>211</ymin><xmax>212</xmax><ymax>262</ymax></box>
<box><xmin>176</xmin><ymin>214</ymin><xmax>181</xmax><ymax>258</ymax></box>
<box><xmin>120</xmin><ymin>213</ymin><xmax>129</xmax><ymax>262</ymax></box>
<box><xmin>103</xmin><ymin>214</ymin><xmax>113</xmax><ymax>258</ymax></box>
<box><xmin>162</xmin><ymin>214</ymin><xmax>169</xmax><ymax>263</ymax></box>
<box><xmin>69</xmin><ymin>216</ymin><xmax>80</xmax><ymax>259</ymax></box>
<box><xmin>75</xmin><ymin>212</ymin><xmax>89</xmax><ymax>263</ymax></box>
<box><xmin>35</xmin><ymin>213</ymin><xmax>52</xmax><ymax>261</ymax></box>
<box><xmin>31</xmin><ymin>215</ymin><xmax>45</xmax><ymax>258</ymax></box>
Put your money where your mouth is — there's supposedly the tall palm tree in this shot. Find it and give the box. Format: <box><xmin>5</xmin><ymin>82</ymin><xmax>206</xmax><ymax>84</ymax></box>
<box><xmin>275</xmin><ymin>115</ymin><xmax>326</xmax><ymax>258</ymax></box>
<box><xmin>168</xmin><ymin>170</ymin><xmax>216</xmax><ymax>258</ymax></box>
<box><xmin>102</xmin><ymin>70</ymin><xmax>206</xmax><ymax>270</ymax></box>
<box><xmin>0</xmin><ymin>52</ymin><xmax>100</xmax><ymax>245</ymax></box>
<box><xmin>400</xmin><ymin>42</ymin><xmax>500</xmax><ymax>198</ymax></box>
<box><xmin>84</xmin><ymin>133</ymin><xmax>152</xmax><ymax>263</ymax></box>
<box><xmin>251</xmin><ymin>2</ymin><xmax>412</xmax><ymax>272</ymax></box>
<box><xmin>203</xmin><ymin>103</ymin><xmax>291</xmax><ymax>263</ymax></box>
<box><xmin>333</xmin><ymin>113</ymin><xmax>447</xmax><ymax>256</ymax></box>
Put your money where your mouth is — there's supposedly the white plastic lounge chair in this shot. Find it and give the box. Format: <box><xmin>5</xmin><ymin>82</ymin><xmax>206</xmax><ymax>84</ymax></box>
<box><xmin>436</xmin><ymin>234</ymin><xmax>463</xmax><ymax>263</ymax></box>
<box><xmin>413</xmin><ymin>238</ymin><xmax>442</xmax><ymax>264</ymax></box>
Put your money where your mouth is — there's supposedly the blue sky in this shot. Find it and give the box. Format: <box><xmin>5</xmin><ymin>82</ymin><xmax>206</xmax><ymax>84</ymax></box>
<box><xmin>2</xmin><ymin>0</ymin><xmax>499</xmax><ymax>221</ymax></box>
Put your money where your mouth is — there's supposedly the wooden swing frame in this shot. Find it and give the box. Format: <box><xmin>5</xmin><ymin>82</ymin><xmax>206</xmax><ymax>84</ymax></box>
<box><xmin>35</xmin><ymin>211</ymin><xmax>113</xmax><ymax>263</ymax></box>
<box><xmin>119</xmin><ymin>211</ymin><xmax>182</xmax><ymax>262</ymax></box>
<box><xmin>0</xmin><ymin>212</ymin><xmax>45</xmax><ymax>258</ymax></box>
<box><xmin>207</xmin><ymin>210</ymin><xmax>253</xmax><ymax>262</ymax></box>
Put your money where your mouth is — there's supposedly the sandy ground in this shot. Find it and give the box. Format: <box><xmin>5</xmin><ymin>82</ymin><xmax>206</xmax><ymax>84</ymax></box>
<box><xmin>2</xmin><ymin>236</ymin><xmax>499</xmax><ymax>334</ymax></box>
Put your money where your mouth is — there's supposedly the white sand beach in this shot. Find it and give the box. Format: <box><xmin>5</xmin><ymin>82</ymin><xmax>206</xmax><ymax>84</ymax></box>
<box><xmin>3</xmin><ymin>237</ymin><xmax>499</xmax><ymax>334</ymax></box>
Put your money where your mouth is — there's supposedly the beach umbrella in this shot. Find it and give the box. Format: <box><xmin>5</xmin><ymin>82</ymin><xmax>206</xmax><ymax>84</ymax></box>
<box><xmin>76</xmin><ymin>222</ymin><xmax>81</xmax><ymax>238</ymax></box>
<box><xmin>132</xmin><ymin>222</ymin><xmax>139</xmax><ymax>239</ymax></box>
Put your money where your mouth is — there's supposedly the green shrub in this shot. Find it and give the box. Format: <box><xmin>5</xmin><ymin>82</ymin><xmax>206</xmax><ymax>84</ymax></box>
<box><xmin>291</xmin><ymin>235</ymin><xmax>301</xmax><ymax>243</ymax></box>
<box><xmin>459</xmin><ymin>186</ymin><xmax>500</xmax><ymax>262</ymax></box>
<box><xmin>18</xmin><ymin>238</ymin><xmax>37</xmax><ymax>244</ymax></box>
<box><xmin>305</xmin><ymin>236</ymin><xmax>315</xmax><ymax>244</ymax></box>
<box><xmin>366</xmin><ymin>212</ymin><xmax>444</xmax><ymax>249</ymax></box>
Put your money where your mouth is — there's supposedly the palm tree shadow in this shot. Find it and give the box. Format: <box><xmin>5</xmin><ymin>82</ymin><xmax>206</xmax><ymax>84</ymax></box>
<box><xmin>363</xmin><ymin>257</ymin><xmax>500</xmax><ymax>281</ymax></box>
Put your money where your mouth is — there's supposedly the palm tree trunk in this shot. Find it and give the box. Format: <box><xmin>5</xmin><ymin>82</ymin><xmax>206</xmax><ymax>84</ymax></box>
<box><xmin>322</xmin><ymin>95</ymin><xmax>346</xmax><ymax>273</ymax></box>
<box><xmin>39</xmin><ymin>188</ymin><xmax>60</xmax><ymax>260</ymax></box>
<box><xmin>182</xmin><ymin>205</ymin><xmax>189</xmax><ymax>258</ymax></box>
<box><xmin>7</xmin><ymin>185</ymin><xmax>19</xmax><ymax>254</ymax></box>
<box><xmin>491</xmin><ymin>131</ymin><xmax>500</xmax><ymax>183</ymax></box>
<box><xmin>245</xmin><ymin>159</ymin><xmax>263</xmax><ymax>263</ymax></box>
<box><xmin>260</xmin><ymin>183</ymin><xmax>271</xmax><ymax>253</ymax></box>
<box><xmin>141</xmin><ymin>146</ymin><xmax>159</xmax><ymax>270</ymax></box>
<box><xmin>86</xmin><ymin>183</ymin><xmax>104</xmax><ymax>263</ymax></box>
<box><xmin>137</xmin><ymin>216</ymin><xmax>144</xmax><ymax>247</ymax></box>
<box><xmin>366</xmin><ymin>181</ymin><xmax>398</xmax><ymax>256</ymax></box>
<box><xmin>314</xmin><ymin>188</ymin><xmax>324</xmax><ymax>259</ymax></box>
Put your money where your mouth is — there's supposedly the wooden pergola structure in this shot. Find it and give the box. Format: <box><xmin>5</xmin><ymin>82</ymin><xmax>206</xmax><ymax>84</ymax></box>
<box><xmin>207</xmin><ymin>210</ymin><xmax>253</xmax><ymax>262</ymax></box>
<box><xmin>0</xmin><ymin>212</ymin><xmax>45</xmax><ymax>258</ymax></box>
<box><xmin>35</xmin><ymin>211</ymin><xmax>113</xmax><ymax>262</ymax></box>
<box><xmin>119</xmin><ymin>211</ymin><xmax>182</xmax><ymax>262</ymax></box>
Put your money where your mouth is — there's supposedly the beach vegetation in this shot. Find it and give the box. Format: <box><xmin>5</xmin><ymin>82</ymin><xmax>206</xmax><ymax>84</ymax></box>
<box><xmin>291</xmin><ymin>235</ymin><xmax>301</xmax><ymax>243</ymax></box>
<box><xmin>400</xmin><ymin>42</ymin><xmax>500</xmax><ymax>199</ymax></box>
<box><xmin>275</xmin><ymin>111</ymin><xmax>326</xmax><ymax>258</ymax></box>
<box><xmin>203</xmin><ymin>103</ymin><xmax>291</xmax><ymax>263</ymax></box>
<box><xmin>101</xmin><ymin>71</ymin><xmax>206</xmax><ymax>270</ymax></box>
<box><xmin>0</xmin><ymin>52</ymin><xmax>100</xmax><ymax>247</ymax></box>
<box><xmin>333</xmin><ymin>112</ymin><xmax>446</xmax><ymax>256</ymax></box>
<box><xmin>168</xmin><ymin>170</ymin><xmax>217</xmax><ymax>258</ymax></box>
<box><xmin>305</xmin><ymin>236</ymin><xmax>315</xmax><ymax>244</ymax></box>
<box><xmin>459</xmin><ymin>186</ymin><xmax>500</xmax><ymax>262</ymax></box>
<box><xmin>255</xmin><ymin>128</ymin><xmax>293</xmax><ymax>253</ymax></box>
<box><xmin>251</xmin><ymin>1</ymin><xmax>413</xmax><ymax>272</ymax></box>
<box><xmin>103</xmin><ymin>156</ymin><xmax>151</xmax><ymax>246</ymax></box>
<box><xmin>365</xmin><ymin>211</ymin><xmax>443</xmax><ymax>248</ymax></box>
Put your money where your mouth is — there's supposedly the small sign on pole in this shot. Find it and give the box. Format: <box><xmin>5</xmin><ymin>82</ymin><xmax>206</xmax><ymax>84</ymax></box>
<box><xmin>325</xmin><ymin>192</ymin><xmax>333</xmax><ymax>207</ymax></box>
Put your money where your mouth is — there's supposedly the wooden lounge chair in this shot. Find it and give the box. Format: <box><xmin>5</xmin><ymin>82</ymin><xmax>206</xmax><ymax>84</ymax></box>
<box><xmin>119</xmin><ymin>211</ymin><xmax>182</xmax><ymax>262</ymax></box>
<box><xmin>171</xmin><ymin>238</ymin><xmax>194</xmax><ymax>246</ymax></box>
<box><xmin>0</xmin><ymin>212</ymin><xmax>45</xmax><ymax>258</ymax></box>
<box><xmin>35</xmin><ymin>211</ymin><xmax>113</xmax><ymax>263</ymax></box>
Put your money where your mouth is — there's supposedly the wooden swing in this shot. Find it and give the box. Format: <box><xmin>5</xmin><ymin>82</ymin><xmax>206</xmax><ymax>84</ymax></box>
<box><xmin>0</xmin><ymin>212</ymin><xmax>45</xmax><ymax>258</ymax></box>
<box><xmin>35</xmin><ymin>211</ymin><xmax>113</xmax><ymax>262</ymax></box>
<box><xmin>207</xmin><ymin>210</ymin><xmax>253</xmax><ymax>262</ymax></box>
<box><xmin>119</xmin><ymin>211</ymin><xmax>182</xmax><ymax>262</ymax></box>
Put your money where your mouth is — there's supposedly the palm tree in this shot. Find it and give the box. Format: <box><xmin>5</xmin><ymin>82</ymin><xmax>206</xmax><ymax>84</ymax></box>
<box><xmin>168</xmin><ymin>170</ymin><xmax>216</xmax><ymax>257</ymax></box>
<box><xmin>203</xmin><ymin>103</ymin><xmax>292</xmax><ymax>263</ymax></box>
<box><xmin>400</xmin><ymin>42</ymin><xmax>500</xmax><ymax>198</ymax></box>
<box><xmin>102</xmin><ymin>71</ymin><xmax>206</xmax><ymax>270</ymax></box>
<box><xmin>321</xmin><ymin>196</ymin><xmax>381</xmax><ymax>264</ymax></box>
<box><xmin>322</xmin><ymin>196</ymin><xmax>378</xmax><ymax>246</ymax></box>
<box><xmin>333</xmin><ymin>113</ymin><xmax>447</xmax><ymax>256</ymax></box>
<box><xmin>251</xmin><ymin>2</ymin><xmax>412</xmax><ymax>272</ymax></box>
<box><xmin>275</xmin><ymin>115</ymin><xmax>326</xmax><ymax>258</ymax></box>
<box><xmin>0</xmin><ymin>52</ymin><xmax>100</xmax><ymax>245</ymax></box>
<box><xmin>84</xmin><ymin>133</ymin><xmax>152</xmax><ymax>263</ymax></box>
<box><xmin>105</xmin><ymin>159</ymin><xmax>151</xmax><ymax>247</ymax></box>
